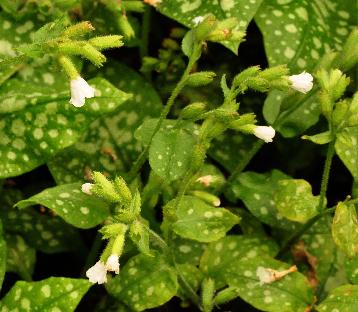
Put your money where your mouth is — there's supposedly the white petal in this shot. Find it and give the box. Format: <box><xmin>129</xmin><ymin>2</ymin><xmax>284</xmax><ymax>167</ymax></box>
<box><xmin>253</xmin><ymin>126</ymin><xmax>275</xmax><ymax>143</ymax></box>
<box><xmin>105</xmin><ymin>254</ymin><xmax>120</xmax><ymax>274</ymax></box>
<box><xmin>81</xmin><ymin>183</ymin><xmax>93</xmax><ymax>195</ymax></box>
<box><xmin>289</xmin><ymin>71</ymin><xmax>313</xmax><ymax>94</ymax></box>
<box><xmin>70</xmin><ymin>76</ymin><xmax>95</xmax><ymax>107</ymax></box>
<box><xmin>86</xmin><ymin>261</ymin><xmax>107</xmax><ymax>284</ymax></box>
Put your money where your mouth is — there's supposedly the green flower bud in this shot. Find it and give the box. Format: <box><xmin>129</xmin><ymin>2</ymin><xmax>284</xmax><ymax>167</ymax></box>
<box><xmin>114</xmin><ymin>176</ymin><xmax>132</xmax><ymax>205</ymax></box>
<box><xmin>186</xmin><ymin>71</ymin><xmax>216</xmax><ymax>87</ymax></box>
<box><xmin>88</xmin><ymin>35</ymin><xmax>124</xmax><ymax>51</ymax></box>
<box><xmin>189</xmin><ymin>190</ymin><xmax>221</xmax><ymax>206</ymax></box>
<box><xmin>62</xmin><ymin>21</ymin><xmax>95</xmax><ymax>38</ymax></box>
<box><xmin>201</xmin><ymin>278</ymin><xmax>215</xmax><ymax>312</ymax></box>
<box><xmin>92</xmin><ymin>171</ymin><xmax>121</xmax><ymax>203</ymax></box>
<box><xmin>118</xmin><ymin>14</ymin><xmax>135</xmax><ymax>39</ymax></box>
<box><xmin>232</xmin><ymin>66</ymin><xmax>260</xmax><ymax>89</ymax></box>
<box><xmin>259</xmin><ymin>65</ymin><xmax>289</xmax><ymax>80</ymax></box>
<box><xmin>122</xmin><ymin>0</ymin><xmax>145</xmax><ymax>12</ymax></box>
<box><xmin>100</xmin><ymin>223</ymin><xmax>128</xmax><ymax>239</ymax></box>
<box><xmin>180</xmin><ymin>102</ymin><xmax>208</xmax><ymax>120</ymax></box>
<box><xmin>228</xmin><ymin>113</ymin><xmax>256</xmax><ymax>130</ymax></box>
<box><xmin>214</xmin><ymin>287</ymin><xmax>239</xmax><ymax>305</ymax></box>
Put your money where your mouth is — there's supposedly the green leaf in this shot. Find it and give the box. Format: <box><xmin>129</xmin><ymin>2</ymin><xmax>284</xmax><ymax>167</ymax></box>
<box><xmin>302</xmin><ymin>130</ymin><xmax>333</xmax><ymax>145</ymax></box>
<box><xmin>16</xmin><ymin>183</ymin><xmax>110</xmax><ymax>229</ymax></box>
<box><xmin>317</xmin><ymin>284</ymin><xmax>358</xmax><ymax>312</ymax></box>
<box><xmin>0</xmin><ymin>277</ymin><xmax>91</xmax><ymax>311</ymax></box>
<box><xmin>274</xmin><ymin>179</ymin><xmax>320</xmax><ymax>223</ymax></box>
<box><xmin>0</xmin><ymin>189</ymin><xmax>83</xmax><ymax>253</ymax></box>
<box><xmin>5</xmin><ymin>234</ymin><xmax>36</xmax><ymax>280</ymax></box>
<box><xmin>157</xmin><ymin>0</ymin><xmax>264</xmax><ymax>53</ymax></box>
<box><xmin>332</xmin><ymin>201</ymin><xmax>358</xmax><ymax>258</ymax></box>
<box><xmin>129</xmin><ymin>220</ymin><xmax>152</xmax><ymax>256</ymax></box>
<box><xmin>177</xmin><ymin>263</ymin><xmax>203</xmax><ymax>300</ymax></box>
<box><xmin>107</xmin><ymin>254</ymin><xmax>178</xmax><ymax>311</ymax></box>
<box><xmin>149</xmin><ymin>125</ymin><xmax>197</xmax><ymax>181</ymax></box>
<box><xmin>335</xmin><ymin>127</ymin><xmax>358</xmax><ymax>180</ymax></box>
<box><xmin>200</xmin><ymin>235</ymin><xmax>279</xmax><ymax>288</ymax></box>
<box><xmin>172</xmin><ymin>234</ymin><xmax>206</xmax><ymax>266</ymax></box>
<box><xmin>230</xmin><ymin>170</ymin><xmax>299</xmax><ymax>230</ymax></box>
<box><xmin>226</xmin><ymin>255</ymin><xmax>314</xmax><ymax>312</ymax></box>
<box><xmin>172</xmin><ymin>196</ymin><xmax>239</xmax><ymax>243</ymax></box>
<box><xmin>48</xmin><ymin>61</ymin><xmax>162</xmax><ymax>184</ymax></box>
<box><xmin>0</xmin><ymin>77</ymin><xmax>131</xmax><ymax>179</ymax></box>
<box><xmin>344</xmin><ymin>253</ymin><xmax>358</xmax><ymax>284</ymax></box>
<box><xmin>255</xmin><ymin>1</ymin><xmax>354</xmax><ymax>73</ymax></box>
<box><xmin>0</xmin><ymin>220</ymin><xmax>6</xmax><ymax>290</ymax></box>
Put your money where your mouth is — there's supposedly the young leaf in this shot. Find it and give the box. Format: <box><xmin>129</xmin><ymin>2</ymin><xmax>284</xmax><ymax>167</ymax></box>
<box><xmin>0</xmin><ymin>220</ymin><xmax>6</xmax><ymax>291</ymax></box>
<box><xmin>172</xmin><ymin>196</ymin><xmax>240</xmax><ymax>243</ymax></box>
<box><xmin>317</xmin><ymin>284</ymin><xmax>358</xmax><ymax>312</ymax></box>
<box><xmin>107</xmin><ymin>254</ymin><xmax>178</xmax><ymax>311</ymax></box>
<box><xmin>200</xmin><ymin>235</ymin><xmax>279</xmax><ymax>289</ymax></box>
<box><xmin>226</xmin><ymin>255</ymin><xmax>314</xmax><ymax>312</ymax></box>
<box><xmin>274</xmin><ymin>179</ymin><xmax>320</xmax><ymax>223</ymax></box>
<box><xmin>5</xmin><ymin>234</ymin><xmax>36</xmax><ymax>281</ymax></box>
<box><xmin>335</xmin><ymin>127</ymin><xmax>358</xmax><ymax>180</ymax></box>
<box><xmin>332</xmin><ymin>202</ymin><xmax>358</xmax><ymax>258</ymax></box>
<box><xmin>230</xmin><ymin>170</ymin><xmax>299</xmax><ymax>230</ymax></box>
<box><xmin>16</xmin><ymin>183</ymin><xmax>110</xmax><ymax>229</ymax></box>
<box><xmin>302</xmin><ymin>131</ymin><xmax>333</xmax><ymax>145</ymax></box>
<box><xmin>48</xmin><ymin>61</ymin><xmax>162</xmax><ymax>184</ymax></box>
<box><xmin>0</xmin><ymin>77</ymin><xmax>131</xmax><ymax>179</ymax></box>
<box><xmin>149</xmin><ymin>126</ymin><xmax>197</xmax><ymax>181</ymax></box>
<box><xmin>0</xmin><ymin>277</ymin><xmax>91</xmax><ymax>311</ymax></box>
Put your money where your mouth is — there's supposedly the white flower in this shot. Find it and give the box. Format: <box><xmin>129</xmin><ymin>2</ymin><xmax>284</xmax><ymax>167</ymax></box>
<box><xmin>289</xmin><ymin>71</ymin><xmax>313</xmax><ymax>94</ymax></box>
<box><xmin>192</xmin><ymin>16</ymin><xmax>204</xmax><ymax>26</ymax></box>
<box><xmin>196</xmin><ymin>175</ymin><xmax>213</xmax><ymax>187</ymax></box>
<box><xmin>105</xmin><ymin>254</ymin><xmax>120</xmax><ymax>274</ymax></box>
<box><xmin>256</xmin><ymin>265</ymin><xmax>297</xmax><ymax>286</ymax></box>
<box><xmin>253</xmin><ymin>126</ymin><xmax>275</xmax><ymax>143</ymax></box>
<box><xmin>81</xmin><ymin>183</ymin><xmax>93</xmax><ymax>195</ymax></box>
<box><xmin>86</xmin><ymin>261</ymin><xmax>107</xmax><ymax>284</ymax></box>
<box><xmin>70</xmin><ymin>76</ymin><xmax>95</xmax><ymax>107</ymax></box>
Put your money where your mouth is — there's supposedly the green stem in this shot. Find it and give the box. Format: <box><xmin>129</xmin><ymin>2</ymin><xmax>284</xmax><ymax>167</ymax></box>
<box><xmin>318</xmin><ymin>139</ymin><xmax>336</xmax><ymax>212</ymax></box>
<box><xmin>127</xmin><ymin>52</ymin><xmax>198</xmax><ymax>181</ymax></box>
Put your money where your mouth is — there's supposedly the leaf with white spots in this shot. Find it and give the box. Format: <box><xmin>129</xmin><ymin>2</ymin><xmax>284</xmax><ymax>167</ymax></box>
<box><xmin>0</xmin><ymin>77</ymin><xmax>131</xmax><ymax>179</ymax></box>
<box><xmin>172</xmin><ymin>196</ymin><xmax>240</xmax><ymax>243</ymax></box>
<box><xmin>317</xmin><ymin>284</ymin><xmax>358</xmax><ymax>312</ymax></box>
<box><xmin>0</xmin><ymin>277</ymin><xmax>91</xmax><ymax>312</ymax></box>
<box><xmin>149</xmin><ymin>125</ymin><xmax>197</xmax><ymax>181</ymax></box>
<box><xmin>48</xmin><ymin>61</ymin><xmax>162</xmax><ymax>184</ymax></box>
<box><xmin>273</xmin><ymin>179</ymin><xmax>320</xmax><ymax>223</ymax></box>
<box><xmin>157</xmin><ymin>0</ymin><xmax>264</xmax><ymax>53</ymax></box>
<box><xmin>107</xmin><ymin>254</ymin><xmax>178</xmax><ymax>311</ymax></box>
<box><xmin>200</xmin><ymin>235</ymin><xmax>279</xmax><ymax>288</ymax></box>
<box><xmin>344</xmin><ymin>253</ymin><xmax>358</xmax><ymax>284</ymax></box>
<box><xmin>257</xmin><ymin>0</ymin><xmax>355</xmax><ymax>137</ymax></box>
<box><xmin>335</xmin><ymin>127</ymin><xmax>358</xmax><ymax>180</ymax></box>
<box><xmin>176</xmin><ymin>263</ymin><xmax>203</xmax><ymax>300</ymax></box>
<box><xmin>226</xmin><ymin>255</ymin><xmax>315</xmax><ymax>312</ymax></box>
<box><xmin>5</xmin><ymin>234</ymin><xmax>36</xmax><ymax>281</ymax></box>
<box><xmin>332</xmin><ymin>201</ymin><xmax>358</xmax><ymax>258</ymax></box>
<box><xmin>0</xmin><ymin>189</ymin><xmax>84</xmax><ymax>253</ymax></box>
<box><xmin>16</xmin><ymin>183</ymin><xmax>110</xmax><ymax>229</ymax></box>
<box><xmin>172</xmin><ymin>234</ymin><xmax>206</xmax><ymax>266</ymax></box>
<box><xmin>230</xmin><ymin>170</ymin><xmax>300</xmax><ymax>230</ymax></box>
<box><xmin>0</xmin><ymin>220</ymin><xmax>6</xmax><ymax>291</ymax></box>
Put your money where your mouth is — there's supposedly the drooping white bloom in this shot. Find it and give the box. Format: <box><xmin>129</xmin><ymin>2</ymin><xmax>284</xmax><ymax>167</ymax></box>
<box><xmin>86</xmin><ymin>261</ymin><xmax>107</xmax><ymax>284</ymax></box>
<box><xmin>253</xmin><ymin>126</ymin><xmax>275</xmax><ymax>143</ymax></box>
<box><xmin>289</xmin><ymin>71</ymin><xmax>313</xmax><ymax>94</ymax></box>
<box><xmin>196</xmin><ymin>175</ymin><xmax>213</xmax><ymax>187</ymax></box>
<box><xmin>70</xmin><ymin>76</ymin><xmax>95</xmax><ymax>107</ymax></box>
<box><xmin>192</xmin><ymin>16</ymin><xmax>204</xmax><ymax>26</ymax></box>
<box><xmin>81</xmin><ymin>183</ymin><xmax>93</xmax><ymax>195</ymax></box>
<box><xmin>105</xmin><ymin>254</ymin><xmax>120</xmax><ymax>274</ymax></box>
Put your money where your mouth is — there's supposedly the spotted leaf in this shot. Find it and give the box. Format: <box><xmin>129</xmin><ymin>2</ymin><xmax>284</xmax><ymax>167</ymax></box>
<box><xmin>172</xmin><ymin>196</ymin><xmax>240</xmax><ymax>243</ymax></box>
<box><xmin>16</xmin><ymin>183</ymin><xmax>110</xmax><ymax>229</ymax></box>
<box><xmin>200</xmin><ymin>235</ymin><xmax>279</xmax><ymax>288</ymax></box>
<box><xmin>107</xmin><ymin>254</ymin><xmax>178</xmax><ymax>311</ymax></box>
<box><xmin>317</xmin><ymin>284</ymin><xmax>358</xmax><ymax>312</ymax></box>
<box><xmin>0</xmin><ymin>77</ymin><xmax>131</xmax><ymax>179</ymax></box>
<box><xmin>172</xmin><ymin>234</ymin><xmax>206</xmax><ymax>266</ymax></box>
<box><xmin>226</xmin><ymin>255</ymin><xmax>314</xmax><ymax>312</ymax></box>
<box><xmin>273</xmin><ymin>179</ymin><xmax>320</xmax><ymax>223</ymax></box>
<box><xmin>335</xmin><ymin>127</ymin><xmax>358</xmax><ymax>180</ymax></box>
<box><xmin>344</xmin><ymin>253</ymin><xmax>358</xmax><ymax>284</ymax></box>
<box><xmin>0</xmin><ymin>277</ymin><xmax>91</xmax><ymax>312</ymax></box>
<box><xmin>332</xmin><ymin>201</ymin><xmax>358</xmax><ymax>258</ymax></box>
<box><xmin>0</xmin><ymin>189</ymin><xmax>83</xmax><ymax>253</ymax></box>
<box><xmin>257</xmin><ymin>0</ymin><xmax>355</xmax><ymax>137</ymax></box>
<box><xmin>5</xmin><ymin>234</ymin><xmax>36</xmax><ymax>281</ymax></box>
<box><xmin>157</xmin><ymin>0</ymin><xmax>264</xmax><ymax>53</ymax></box>
<box><xmin>230</xmin><ymin>170</ymin><xmax>299</xmax><ymax>230</ymax></box>
<box><xmin>48</xmin><ymin>61</ymin><xmax>162</xmax><ymax>184</ymax></box>
<box><xmin>149</xmin><ymin>125</ymin><xmax>197</xmax><ymax>181</ymax></box>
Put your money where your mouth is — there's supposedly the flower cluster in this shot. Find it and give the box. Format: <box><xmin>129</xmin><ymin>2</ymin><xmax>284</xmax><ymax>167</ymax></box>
<box><xmin>86</xmin><ymin>254</ymin><xmax>120</xmax><ymax>284</ymax></box>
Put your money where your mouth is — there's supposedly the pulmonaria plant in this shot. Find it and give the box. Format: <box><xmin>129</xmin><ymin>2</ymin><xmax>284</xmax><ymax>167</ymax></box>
<box><xmin>0</xmin><ymin>1</ymin><xmax>357</xmax><ymax>312</ymax></box>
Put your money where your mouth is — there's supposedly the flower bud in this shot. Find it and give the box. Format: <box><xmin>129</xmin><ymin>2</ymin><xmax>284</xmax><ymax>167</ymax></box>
<box><xmin>62</xmin><ymin>21</ymin><xmax>95</xmax><ymax>38</ymax></box>
<box><xmin>118</xmin><ymin>14</ymin><xmax>135</xmax><ymax>39</ymax></box>
<box><xmin>214</xmin><ymin>287</ymin><xmax>239</xmax><ymax>305</ymax></box>
<box><xmin>190</xmin><ymin>190</ymin><xmax>221</xmax><ymax>207</ymax></box>
<box><xmin>88</xmin><ymin>35</ymin><xmax>124</xmax><ymax>51</ymax></box>
<box><xmin>180</xmin><ymin>102</ymin><xmax>207</xmax><ymax>120</ymax></box>
<box><xmin>92</xmin><ymin>172</ymin><xmax>121</xmax><ymax>203</ymax></box>
<box><xmin>105</xmin><ymin>254</ymin><xmax>120</xmax><ymax>274</ymax></box>
<box><xmin>253</xmin><ymin>126</ymin><xmax>275</xmax><ymax>143</ymax></box>
<box><xmin>186</xmin><ymin>71</ymin><xmax>216</xmax><ymax>87</ymax></box>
